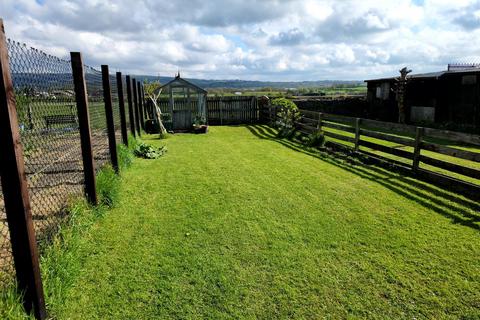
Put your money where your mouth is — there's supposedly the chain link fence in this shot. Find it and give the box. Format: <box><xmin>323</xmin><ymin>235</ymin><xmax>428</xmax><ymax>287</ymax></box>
<box><xmin>85</xmin><ymin>66</ymin><xmax>110</xmax><ymax>172</ymax></box>
<box><xmin>0</xmin><ymin>40</ymin><xmax>127</xmax><ymax>288</ymax></box>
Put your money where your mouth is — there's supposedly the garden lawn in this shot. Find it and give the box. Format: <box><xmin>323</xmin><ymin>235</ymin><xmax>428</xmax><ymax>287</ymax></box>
<box><xmin>53</xmin><ymin>125</ymin><xmax>479</xmax><ymax>319</ymax></box>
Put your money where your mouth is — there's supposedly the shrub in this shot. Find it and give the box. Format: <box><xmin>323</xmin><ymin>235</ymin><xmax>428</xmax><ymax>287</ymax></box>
<box><xmin>271</xmin><ymin>98</ymin><xmax>300</xmax><ymax>138</ymax></box>
<box><xmin>134</xmin><ymin>142</ymin><xmax>167</xmax><ymax>159</ymax></box>
<box><xmin>305</xmin><ymin>131</ymin><xmax>325</xmax><ymax>148</ymax></box>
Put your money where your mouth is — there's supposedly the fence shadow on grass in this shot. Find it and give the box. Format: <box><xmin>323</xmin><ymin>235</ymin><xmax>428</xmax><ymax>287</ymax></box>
<box><xmin>246</xmin><ymin>124</ymin><xmax>480</xmax><ymax>231</ymax></box>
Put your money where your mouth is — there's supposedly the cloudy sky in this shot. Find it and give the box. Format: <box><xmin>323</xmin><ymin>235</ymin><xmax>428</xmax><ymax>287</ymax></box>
<box><xmin>1</xmin><ymin>0</ymin><xmax>480</xmax><ymax>81</ymax></box>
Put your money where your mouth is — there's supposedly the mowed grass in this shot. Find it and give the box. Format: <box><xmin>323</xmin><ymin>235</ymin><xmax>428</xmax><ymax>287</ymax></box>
<box><xmin>53</xmin><ymin>126</ymin><xmax>479</xmax><ymax>319</ymax></box>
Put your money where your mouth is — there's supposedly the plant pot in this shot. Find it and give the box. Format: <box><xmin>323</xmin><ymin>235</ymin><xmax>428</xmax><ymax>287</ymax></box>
<box><xmin>193</xmin><ymin>125</ymin><xmax>208</xmax><ymax>134</ymax></box>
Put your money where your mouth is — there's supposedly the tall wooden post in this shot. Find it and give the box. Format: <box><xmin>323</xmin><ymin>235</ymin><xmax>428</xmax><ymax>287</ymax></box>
<box><xmin>137</xmin><ymin>81</ymin><xmax>145</xmax><ymax>130</ymax></box>
<box><xmin>0</xmin><ymin>19</ymin><xmax>47</xmax><ymax>320</ymax></box>
<box><xmin>116</xmin><ymin>72</ymin><xmax>128</xmax><ymax>146</ymax></box>
<box><xmin>101</xmin><ymin>65</ymin><xmax>119</xmax><ymax>173</ymax></box>
<box><xmin>132</xmin><ymin>78</ymin><xmax>141</xmax><ymax>136</ymax></box>
<box><xmin>126</xmin><ymin>75</ymin><xmax>136</xmax><ymax>137</ymax></box>
<box><xmin>71</xmin><ymin>52</ymin><xmax>98</xmax><ymax>205</ymax></box>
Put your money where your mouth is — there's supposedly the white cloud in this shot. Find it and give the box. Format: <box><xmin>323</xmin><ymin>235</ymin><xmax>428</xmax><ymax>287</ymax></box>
<box><xmin>1</xmin><ymin>0</ymin><xmax>480</xmax><ymax>80</ymax></box>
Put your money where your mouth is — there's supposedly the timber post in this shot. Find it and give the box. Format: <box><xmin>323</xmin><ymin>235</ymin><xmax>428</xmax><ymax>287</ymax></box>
<box><xmin>116</xmin><ymin>72</ymin><xmax>128</xmax><ymax>146</ymax></box>
<box><xmin>71</xmin><ymin>52</ymin><xmax>98</xmax><ymax>205</ymax></box>
<box><xmin>101</xmin><ymin>65</ymin><xmax>119</xmax><ymax>173</ymax></box>
<box><xmin>0</xmin><ymin>18</ymin><xmax>47</xmax><ymax>320</ymax></box>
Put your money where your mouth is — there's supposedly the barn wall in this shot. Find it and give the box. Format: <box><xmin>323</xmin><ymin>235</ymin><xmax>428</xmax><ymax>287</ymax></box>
<box><xmin>366</xmin><ymin>73</ymin><xmax>480</xmax><ymax>133</ymax></box>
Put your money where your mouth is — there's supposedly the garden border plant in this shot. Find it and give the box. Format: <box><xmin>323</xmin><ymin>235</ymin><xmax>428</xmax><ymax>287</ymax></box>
<box><xmin>271</xmin><ymin>98</ymin><xmax>325</xmax><ymax>149</ymax></box>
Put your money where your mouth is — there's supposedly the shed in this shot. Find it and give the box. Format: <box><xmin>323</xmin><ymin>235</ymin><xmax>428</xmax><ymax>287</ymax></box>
<box><xmin>365</xmin><ymin>66</ymin><xmax>480</xmax><ymax>132</ymax></box>
<box><xmin>158</xmin><ymin>74</ymin><xmax>208</xmax><ymax>131</ymax></box>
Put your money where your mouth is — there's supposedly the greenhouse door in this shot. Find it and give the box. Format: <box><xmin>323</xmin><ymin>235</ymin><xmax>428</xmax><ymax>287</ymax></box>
<box><xmin>173</xmin><ymin>110</ymin><xmax>192</xmax><ymax>130</ymax></box>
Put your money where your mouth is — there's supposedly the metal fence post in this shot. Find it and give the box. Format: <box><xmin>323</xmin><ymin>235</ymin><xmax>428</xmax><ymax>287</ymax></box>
<box><xmin>0</xmin><ymin>19</ymin><xmax>47</xmax><ymax>320</ymax></box>
<box><xmin>132</xmin><ymin>78</ymin><xmax>141</xmax><ymax>136</ymax></box>
<box><xmin>71</xmin><ymin>52</ymin><xmax>98</xmax><ymax>205</ymax></box>
<box><xmin>126</xmin><ymin>75</ymin><xmax>136</xmax><ymax>137</ymax></box>
<box><xmin>137</xmin><ymin>81</ymin><xmax>145</xmax><ymax>131</ymax></box>
<box><xmin>101</xmin><ymin>65</ymin><xmax>119</xmax><ymax>173</ymax></box>
<box><xmin>116</xmin><ymin>72</ymin><xmax>128</xmax><ymax>146</ymax></box>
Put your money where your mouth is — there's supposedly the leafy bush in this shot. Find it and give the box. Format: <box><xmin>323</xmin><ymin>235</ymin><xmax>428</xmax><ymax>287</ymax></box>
<box><xmin>271</xmin><ymin>98</ymin><xmax>300</xmax><ymax>138</ymax></box>
<box><xmin>134</xmin><ymin>142</ymin><xmax>167</xmax><ymax>159</ymax></box>
<box><xmin>305</xmin><ymin>131</ymin><xmax>325</xmax><ymax>148</ymax></box>
<box><xmin>96</xmin><ymin>165</ymin><xmax>120</xmax><ymax>208</ymax></box>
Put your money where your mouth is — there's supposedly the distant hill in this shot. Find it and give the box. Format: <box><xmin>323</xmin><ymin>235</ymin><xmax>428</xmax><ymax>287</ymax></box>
<box><xmin>10</xmin><ymin>72</ymin><xmax>363</xmax><ymax>92</ymax></box>
<box><xmin>134</xmin><ymin>75</ymin><xmax>363</xmax><ymax>89</ymax></box>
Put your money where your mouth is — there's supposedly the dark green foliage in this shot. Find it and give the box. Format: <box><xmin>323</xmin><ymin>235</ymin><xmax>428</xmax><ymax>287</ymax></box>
<box><xmin>305</xmin><ymin>130</ymin><xmax>325</xmax><ymax>148</ymax></box>
<box><xmin>96</xmin><ymin>165</ymin><xmax>120</xmax><ymax>208</ymax></box>
<box><xmin>134</xmin><ymin>142</ymin><xmax>167</xmax><ymax>159</ymax></box>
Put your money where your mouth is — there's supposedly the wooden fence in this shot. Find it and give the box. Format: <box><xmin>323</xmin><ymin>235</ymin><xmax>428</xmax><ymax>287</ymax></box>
<box><xmin>155</xmin><ymin>96</ymin><xmax>259</xmax><ymax>125</ymax></box>
<box><xmin>262</xmin><ymin>105</ymin><xmax>480</xmax><ymax>199</ymax></box>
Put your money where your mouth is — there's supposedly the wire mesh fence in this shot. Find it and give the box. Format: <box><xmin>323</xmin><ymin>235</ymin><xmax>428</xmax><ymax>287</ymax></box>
<box><xmin>0</xmin><ymin>40</ymin><xmax>131</xmax><ymax>289</ymax></box>
<box><xmin>0</xmin><ymin>183</ymin><xmax>14</xmax><ymax>285</ymax></box>
<box><xmin>84</xmin><ymin>66</ymin><xmax>110</xmax><ymax>173</ymax></box>
<box><xmin>0</xmin><ymin>40</ymin><xmax>87</xmax><ymax>287</ymax></box>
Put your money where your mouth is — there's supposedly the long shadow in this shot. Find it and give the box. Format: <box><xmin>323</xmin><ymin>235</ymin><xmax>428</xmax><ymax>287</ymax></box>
<box><xmin>246</xmin><ymin>124</ymin><xmax>480</xmax><ymax>231</ymax></box>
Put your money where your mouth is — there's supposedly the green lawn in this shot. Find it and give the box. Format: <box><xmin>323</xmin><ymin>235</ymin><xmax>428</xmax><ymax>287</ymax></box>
<box><xmin>49</xmin><ymin>126</ymin><xmax>479</xmax><ymax>319</ymax></box>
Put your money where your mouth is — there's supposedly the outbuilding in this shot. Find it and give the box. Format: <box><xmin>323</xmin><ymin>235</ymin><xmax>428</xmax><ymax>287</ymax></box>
<box><xmin>365</xmin><ymin>65</ymin><xmax>480</xmax><ymax>132</ymax></box>
<box><xmin>158</xmin><ymin>74</ymin><xmax>208</xmax><ymax>131</ymax></box>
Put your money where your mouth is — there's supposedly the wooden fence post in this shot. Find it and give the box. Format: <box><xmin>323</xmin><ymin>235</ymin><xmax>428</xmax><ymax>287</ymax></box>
<box><xmin>269</xmin><ymin>105</ymin><xmax>273</xmax><ymax>124</ymax></box>
<box><xmin>116</xmin><ymin>72</ymin><xmax>128</xmax><ymax>146</ymax></box>
<box><xmin>137</xmin><ymin>81</ymin><xmax>145</xmax><ymax>131</ymax></box>
<box><xmin>413</xmin><ymin>126</ymin><xmax>424</xmax><ymax>171</ymax></box>
<box><xmin>317</xmin><ymin>112</ymin><xmax>323</xmax><ymax>131</ymax></box>
<box><xmin>125</xmin><ymin>75</ymin><xmax>136</xmax><ymax>137</ymax></box>
<box><xmin>71</xmin><ymin>52</ymin><xmax>98</xmax><ymax>205</ymax></box>
<box><xmin>132</xmin><ymin>78</ymin><xmax>141</xmax><ymax>136</ymax></box>
<box><xmin>101</xmin><ymin>65</ymin><xmax>119</xmax><ymax>173</ymax></box>
<box><xmin>220</xmin><ymin>100</ymin><xmax>224</xmax><ymax>125</ymax></box>
<box><xmin>354</xmin><ymin>118</ymin><xmax>361</xmax><ymax>152</ymax></box>
<box><xmin>0</xmin><ymin>19</ymin><xmax>47</xmax><ymax>320</ymax></box>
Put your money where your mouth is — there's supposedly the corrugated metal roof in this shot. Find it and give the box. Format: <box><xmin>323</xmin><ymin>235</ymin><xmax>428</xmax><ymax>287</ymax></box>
<box><xmin>365</xmin><ymin>68</ymin><xmax>480</xmax><ymax>82</ymax></box>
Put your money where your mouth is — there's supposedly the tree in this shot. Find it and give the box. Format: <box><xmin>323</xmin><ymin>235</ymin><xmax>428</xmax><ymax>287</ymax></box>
<box><xmin>143</xmin><ymin>80</ymin><xmax>168</xmax><ymax>136</ymax></box>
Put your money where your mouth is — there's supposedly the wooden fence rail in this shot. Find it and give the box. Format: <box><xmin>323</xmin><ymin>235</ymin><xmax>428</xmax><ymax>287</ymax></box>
<box><xmin>264</xmin><ymin>105</ymin><xmax>480</xmax><ymax>199</ymax></box>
